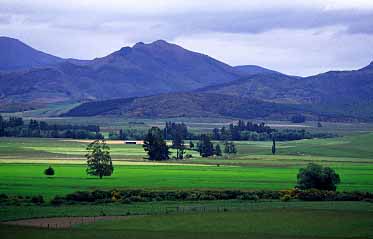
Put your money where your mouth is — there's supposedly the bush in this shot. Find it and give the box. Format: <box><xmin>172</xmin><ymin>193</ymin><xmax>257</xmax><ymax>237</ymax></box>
<box><xmin>239</xmin><ymin>193</ymin><xmax>259</xmax><ymax>201</ymax></box>
<box><xmin>44</xmin><ymin>166</ymin><xmax>55</xmax><ymax>176</ymax></box>
<box><xmin>65</xmin><ymin>191</ymin><xmax>94</xmax><ymax>202</ymax></box>
<box><xmin>0</xmin><ymin>193</ymin><xmax>8</xmax><ymax>201</ymax></box>
<box><xmin>280</xmin><ymin>194</ymin><xmax>291</xmax><ymax>202</ymax></box>
<box><xmin>296</xmin><ymin>163</ymin><xmax>340</xmax><ymax>191</ymax></box>
<box><xmin>31</xmin><ymin>195</ymin><xmax>44</xmax><ymax>204</ymax></box>
<box><xmin>51</xmin><ymin>196</ymin><xmax>65</xmax><ymax>206</ymax></box>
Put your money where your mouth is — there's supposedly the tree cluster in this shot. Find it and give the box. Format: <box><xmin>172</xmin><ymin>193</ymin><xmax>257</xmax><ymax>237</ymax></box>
<box><xmin>108</xmin><ymin>128</ymin><xmax>145</xmax><ymax>140</ymax></box>
<box><xmin>0</xmin><ymin>115</ymin><xmax>103</xmax><ymax>139</ymax></box>
<box><xmin>196</xmin><ymin>134</ymin><xmax>234</xmax><ymax>158</ymax></box>
<box><xmin>210</xmin><ymin>120</ymin><xmax>333</xmax><ymax>141</ymax></box>
<box><xmin>143</xmin><ymin>127</ymin><xmax>170</xmax><ymax>161</ymax></box>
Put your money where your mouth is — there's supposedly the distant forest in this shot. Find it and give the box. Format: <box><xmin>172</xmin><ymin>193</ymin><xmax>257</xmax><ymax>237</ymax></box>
<box><xmin>0</xmin><ymin>115</ymin><xmax>334</xmax><ymax>141</ymax></box>
<box><xmin>0</xmin><ymin>115</ymin><xmax>103</xmax><ymax>139</ymax></box>
<box><xmin>210</xmin><ymin>120</ymin><xmax>334</xmax><ymax>141</ymax></box>
<box><xmin>110</xmin><ymin>120</ymin><xmax>334</xmax><ymax>141</ymax></box>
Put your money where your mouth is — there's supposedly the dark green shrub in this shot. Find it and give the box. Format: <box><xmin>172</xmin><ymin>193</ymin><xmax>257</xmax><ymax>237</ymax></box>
<box><xmin>51</xmin><ymin>196</ymin><xmax>65</xmax><ymax>206</ymax></box>
<box><xmin>92</xmin><ymin>190</ymin><xmax>111</xmax><ymax>200</ymax></box>
<box><xmin>31</xmin><ymin>195</ymin><xmax>44</xmax><ymax>204</ymax></box>
<box><xmin>296</xmin><ymin>163</ymin><xmax>340</xmax><ymax>191</ymax></box>
<box><xmin>239</xmin><ymin>193</ymin><xmax>259</xmax><ymax>201</ymax></box>
<box><xmin>65</xmin><ymin>191</ymin><xmax>94</xmax><ymax>202</ymax></box>
<box><xmin>44</xmin><ymin>166</ymin><xmax>55</xmax><ymax>176</ymax></box>
<box><xmin>128</xmin><ymin>196</ymin><xmax>147</xmax><ymax>202</ymax></box>
<box><xmin>0</xmin><ymin>193</ymin><xmax>8</xmax><ymax>201</ymax></box>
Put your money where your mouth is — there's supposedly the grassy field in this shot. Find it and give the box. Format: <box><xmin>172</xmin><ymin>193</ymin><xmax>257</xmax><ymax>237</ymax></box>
<box><xmin>1</xmin><ymin>121</ymin><xmax>373</xmax><ymax>238</ymax></box>
<box><xmin>0</xmin><ymin>133</ymin><xmax>373</xmax><ymax>198</ymax></box>
<box><xmin>1</xmin><ymin>201</ymin><xmax>373</xmax><ymax>239</ymax></box>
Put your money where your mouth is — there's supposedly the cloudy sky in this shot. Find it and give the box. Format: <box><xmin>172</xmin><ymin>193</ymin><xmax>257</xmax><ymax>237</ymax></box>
<box><xmin>1</xmin><ymin>0</ymin><xmax>373</xmax><ymax>76</ymax></box>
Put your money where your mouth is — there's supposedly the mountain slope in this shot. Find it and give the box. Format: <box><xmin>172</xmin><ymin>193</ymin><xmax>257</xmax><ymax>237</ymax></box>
<box><xmin>0</xmin><ymin>37</ymin><xmax>63</xmax><ymax>71</ymax></box>
<box><xmin>203</xmin><ymin>62</ymin><xmax>373</xmax><ymax>104</ymax></box>
<box><xmin>234</xmin><ymin>65</ymin><xmax>282</xmax><ymax>75</ymax></box>
<box><xmin>62</xmin><ymin>92</ymin><xmax>309</xmax><ymax>119</ymax></box>
<box><xmin>200</xmin><ymin>62</ymin><xmax>373</xmax><ymax>120</ymax></box>
<box><xmin>0</xmin><ymin>39</ymin><xmax>246</xmax><ymax>110</ymax></box>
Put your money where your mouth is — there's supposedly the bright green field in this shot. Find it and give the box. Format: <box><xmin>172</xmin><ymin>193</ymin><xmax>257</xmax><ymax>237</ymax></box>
<box><xmin>2</xmin><ymin>201</ymin><xmax>373</xmax><ymax>239</ymax></box>
<box><xmin>0</xmin><ymin>163</ymin><xmax>372</xmax><ymax>199</ymax></box>
<box><xmin>1</xmin><ymin>133</ymin><xmax>373</xmax><ymax>198</ymax></box>
<box><xmin>1</xmin><ymin>125</ymin><xmax>373</xmax><ymax>238</ymax></box>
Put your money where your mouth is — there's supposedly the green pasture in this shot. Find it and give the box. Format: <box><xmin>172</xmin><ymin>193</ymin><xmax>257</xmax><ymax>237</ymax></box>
<box><xmin>1</xmin><ymin>201</ymin><xmax>373</xmax><ymax>239</ymax></box>
<box><xmin>0</xmin><ymin>162</ymin><xmax>372</xmax><ymax>199</ymax></box>
<box><xmin>0</xmin><ymin>133</ymin><xmax>373</xmax><ymax>197</ymax></box>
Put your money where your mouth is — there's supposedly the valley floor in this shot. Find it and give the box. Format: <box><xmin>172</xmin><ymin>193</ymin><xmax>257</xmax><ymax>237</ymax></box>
<box><xmin>1</xmin><ymin>125</ymin><xmax>373</xmax><ymax>238</ymax></box>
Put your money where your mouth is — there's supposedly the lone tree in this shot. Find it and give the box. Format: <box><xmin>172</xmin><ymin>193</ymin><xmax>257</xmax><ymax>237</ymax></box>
<box><xmin>296</xmin><ymin>163</ymin><xmax>340</xmax><ymax>191</ymax></box>
<box><xmin>197</xmin><ymin>134</ymin><xmax>214</xmax><ymax>157</ymax></box>
<box><xmin>271</xmin><ymin>138</ymin><xmax>276</xmax><ymax>155</ymax></box>
<box><xmin>143</xmin><ymin>127</ymin><xmax>170</xmax><ymax>161</ymax></box>
<box><xmin>44</xmin><ymin>166</ymin><xmax>55</xmax><ymax>177</ymax></box>
<box><xmin>85</xmin><ymin>139</ymin><xmax>113</xmax><ymax>179</ymax></box>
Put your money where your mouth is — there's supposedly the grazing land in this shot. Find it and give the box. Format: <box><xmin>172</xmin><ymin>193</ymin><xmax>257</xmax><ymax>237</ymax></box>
<box><xmin>1</xmin><ymin>132</ymin><xmax>373</xmax><ymax>198</ymax></box>
<box><xmin>1</xmin><ymin>201</ymin><xmax>373</xmax><ymax>239</ymax></box>
<box><xmin>1</xmin><ymin>120</ymin><xmax>373</xmax><ymax>239</ymax></box>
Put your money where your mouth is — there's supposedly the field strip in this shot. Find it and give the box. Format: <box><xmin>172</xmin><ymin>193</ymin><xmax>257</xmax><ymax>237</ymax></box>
<box><xmin>0</xmin><ymin>158</ymin><xmax>211</xmax><ymax>166</ymax></box>
<box><xmin>2</xmin><ymin>216</ymin><xmax>134</xmax><ymax>228</ymax></box>
<box><xmin>62</xmin><ymin>139</ymin><xmax>144</xmax><ymax>145</ymax></box>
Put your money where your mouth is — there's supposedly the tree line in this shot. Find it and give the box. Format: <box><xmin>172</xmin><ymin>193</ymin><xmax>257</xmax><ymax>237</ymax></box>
<box><xmin>108</xmin><ymin>120</ymin><xmax>334</xmax><ymax>142</ymax></box>
<box><xmin>210</xmin><ymin>120</ymin><xmax>334</xmax><ymax>141</ymax></box>
<box><xmin>142</xmin><ymin>124</ymin><xmax>238</xmax><ymax>161</ymax></box>
<box><xmin>0</xmin><ymin>115</ymin><xmax>103</xmax><ymax>139</ymax></box>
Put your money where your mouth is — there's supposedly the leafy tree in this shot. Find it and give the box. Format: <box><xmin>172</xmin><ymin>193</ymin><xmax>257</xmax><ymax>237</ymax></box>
<box><xmin>271</xmin><ymin>138</ymin><xmax>276</xmax><ymax>155</ymax></box>
<box><xmin>85</xmin><ymin>140</ymin><xmax>114</xmax><ymax>179</ymax></box>
<box><xmin>224</xmin><ymin>141</ymin><xmax>237</xmax><ymax>156</ymax></box>
<box><xmin>215</xmin><ymin>144</ymin><xmax>222</xmax><ymax>156</ymax></box>
<box><xmin>197</xmin><ymin>134</ymin><xmax>214</xmax><ymax>157</ymax></box>
<box><xmin>143</xmin><ymin>127</ymin><xmax>170</xmax><ymax>161</ymax></box>
<box><xmin>172</xmin><ymin>132</ymin><xmax>185</xmax><ymax>160</ymax></box>
<box><xmin>296</xmin><ymin>163</ymin><xmax>340</xmax><ymax>191</ymax></box>
<box><xmin>44</xmin><ymin>166</ymin><xmax>55</xmax><ymax>176</ymax></box>
<box><xmin>164</xmin><ymin>122</ymin><xmax>188</xmax><ymax>141</ymax></box>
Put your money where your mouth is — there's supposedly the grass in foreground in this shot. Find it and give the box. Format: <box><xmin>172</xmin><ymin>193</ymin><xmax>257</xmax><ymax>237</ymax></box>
<box><xmin>1</xmin><ymin>163</ymin><xmax>373</xmax><ymax>199</ymax></box>
<box><xmin>1</xmin><ymin>201</ymin><xmax>373</xmax><ymax>239</ymax></box>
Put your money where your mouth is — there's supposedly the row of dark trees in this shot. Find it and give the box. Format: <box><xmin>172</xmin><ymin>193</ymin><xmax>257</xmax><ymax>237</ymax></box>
<box><xmin>195</xmin><ymin>134</ymin><xmax>236</xmax><ymax>157</ymax></box>
<box><xmin>210</xmin><ymin>120</ymin><xmax>333</xmax><ymax>141</ymax></box>
<box><xmin>0</xmin><ymin>115</ymin><xmax>103</xmax><ymax>139</ymax></box>
<box><xmin>142</xmin><ymin>124</ymin><xmax>238</xmax><ymax>161</ymax></box>
<box><xmin>108</xmin><ymin>120</ymin><xmax>333</xmax><ymax>142</ymax></box>
<box><xmin>108</xmin><ymin>128</ymin><xmax>145</xmax><ymax>140</ymax></box>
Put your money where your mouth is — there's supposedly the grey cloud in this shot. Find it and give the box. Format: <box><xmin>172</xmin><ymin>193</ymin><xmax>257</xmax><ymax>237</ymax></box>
<box><xmin>2</xmin><ymin>2</ymin><xmax>373</xmax><ymax>36</ymax></box>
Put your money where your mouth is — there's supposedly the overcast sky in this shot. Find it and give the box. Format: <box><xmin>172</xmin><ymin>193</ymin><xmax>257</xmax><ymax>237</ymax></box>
<box><xmin>1</xmin><ymin>0</ymin><xmax>373</xmax><ymax>76</ymax></box>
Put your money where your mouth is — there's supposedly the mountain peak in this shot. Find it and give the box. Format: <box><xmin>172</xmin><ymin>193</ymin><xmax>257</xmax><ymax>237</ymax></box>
<box><xmin>151</xmin><ymin>39</ymin><xmax>169</xmax><ymax>45</ymax></box>
<box><xmin>0</xmin><ymin>36</ymin><xmax>62</xmax><ymax>71</ymax></box>
<box><xmin>359</xmin><ymin>61</ymin><xmax>373</xmax><ymax>71</ymax></box>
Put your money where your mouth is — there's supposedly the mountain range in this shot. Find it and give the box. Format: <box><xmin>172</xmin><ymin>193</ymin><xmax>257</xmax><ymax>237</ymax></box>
<box><xmin>0</xmin><ymin>36</ymin><xmax>372</xmax><ymax>121</ymax></box>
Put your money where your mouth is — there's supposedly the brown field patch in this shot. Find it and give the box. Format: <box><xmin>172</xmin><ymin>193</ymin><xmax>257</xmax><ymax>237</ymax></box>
<box><xmin>2</xmin><ymin>216</ymin><xmax>133</xmax><ymax>228</ymax></box>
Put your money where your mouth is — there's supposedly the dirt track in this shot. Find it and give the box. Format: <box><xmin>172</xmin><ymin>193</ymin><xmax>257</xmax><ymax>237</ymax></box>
<box><xmin>2</xmin><ymin>216</ymin><xmax>131</xmax><ymax>228</ymax></box>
